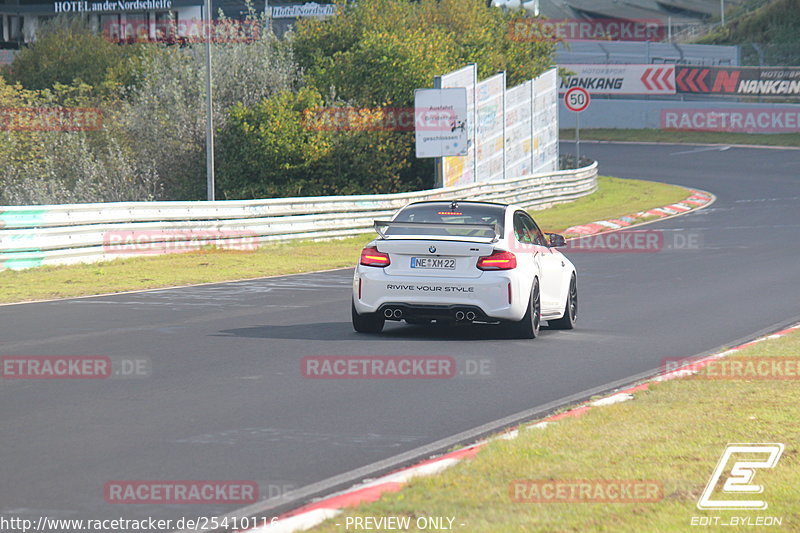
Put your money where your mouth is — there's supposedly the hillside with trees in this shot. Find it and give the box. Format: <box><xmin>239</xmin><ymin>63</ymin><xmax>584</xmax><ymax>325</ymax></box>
<box><xmin>697</xmin><ymin>0</ymin><xmax>800</xmax><ymax>65</ymax></box>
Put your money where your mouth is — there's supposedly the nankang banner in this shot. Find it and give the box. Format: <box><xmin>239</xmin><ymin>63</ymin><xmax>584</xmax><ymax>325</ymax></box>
<box><xmin>675</xmin><ymin>66</ymin><xmax>800</xmax><ymax>97</ymax></box>
<box><xmin>559</xmin><ymin>65</ymin><xmax>675</xmax><ymax>95</ymax></box>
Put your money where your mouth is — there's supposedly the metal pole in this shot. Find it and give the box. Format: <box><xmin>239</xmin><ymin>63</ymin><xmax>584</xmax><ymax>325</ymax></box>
<box><xmin>471</xmin><ymin>63</ymin><xmax>477</xmax><ymax>184</ymax></box>
<box><xmin>204</xmin><ymin>0</ymin><xmax>215</xmax><ymax>201</ymax></box>
<box><xmin>721</xmin><ymin>0</ymin><xmax>725</xmax><ymax>26</ymax></box>
<box><xmin>530</xmin><ymin>79</ymin><xmax>535</xmax><ymax>174</ymax></box>
<box><xmin>501</xmin><ymin>71</ymin><xmax>506</xmax><ymax>181</ymax></box>
<box><xmin>575</xmin><ymin>112</ymin><xmax>580</xmax><ymax>169</ymax></box>
<box><xmin>433</xmin><ymin>75</ymin><xmax>442</xmax><ymax>187</ymax></box>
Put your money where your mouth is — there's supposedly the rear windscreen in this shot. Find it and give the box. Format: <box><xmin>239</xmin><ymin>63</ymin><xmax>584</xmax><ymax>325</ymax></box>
<box><xmin>386</xmin><ymin>204</ymin><xmax>504</xmax><ymax>238</ymax></box>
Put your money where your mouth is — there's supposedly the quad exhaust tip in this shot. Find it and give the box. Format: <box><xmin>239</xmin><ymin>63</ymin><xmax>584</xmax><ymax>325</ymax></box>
<box><xmin>384</xmin><ymin>309</ymin><xmax>394</xmax><ymax>318</ymax></box>
<box><xmin>455</xmin><ymin>311</ymin><xmax>466</xmax><ymax>321</ymax></box>
<box><xmin>466</xmin><ymin>311</ymin><xmax>476</xmax><ymax>321</ymax></box>
<box><xmin>393</xmin><ymin>309</ymin><xmax>403</xmax><ymax>319</ymax></box>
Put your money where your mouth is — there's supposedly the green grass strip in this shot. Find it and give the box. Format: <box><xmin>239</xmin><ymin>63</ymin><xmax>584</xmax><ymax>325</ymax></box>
<box><xmin>312</xmin><ymin>329</ymin><xmax>800</xmax><ymax>532</ymax></box>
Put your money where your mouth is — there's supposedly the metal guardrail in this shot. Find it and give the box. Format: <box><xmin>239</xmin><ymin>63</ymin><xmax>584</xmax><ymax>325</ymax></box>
<box><xmin>0</xmin><ymin>162</ymin><xmax>597</xmax><ymax>270</ymax></box>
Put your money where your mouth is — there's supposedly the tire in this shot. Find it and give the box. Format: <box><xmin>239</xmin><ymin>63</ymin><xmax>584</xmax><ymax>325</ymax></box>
<box><xmin>352</xmin><ymin>300</ymin><xmax>385</xmax><ymax>333</ymax></box>
<box><xmin>549</xmin><ymin>274</ymin><xmax>577</xmax><ymax>330</ymax></box>
<box><xmin>508</xmin><ymin>278</ymin><xmax>541</xmax><ymax>339</ymax></box>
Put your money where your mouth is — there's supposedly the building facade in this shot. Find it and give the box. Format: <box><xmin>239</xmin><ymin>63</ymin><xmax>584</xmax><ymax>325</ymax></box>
<box><xmin>0</xmin><ymin>0</ymin><xmax>337</xmax><ymax>59</ymax></box>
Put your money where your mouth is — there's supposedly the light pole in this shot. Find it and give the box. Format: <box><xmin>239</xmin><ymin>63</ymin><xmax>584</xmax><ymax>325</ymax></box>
<box><xmin>204</xmin><ymin>0</ymin><xmax>215</xmax><ymax>201</ymax></box>
<box><xmin>720</xmin><ymin>0</ymin><xmax>726</xmax><ymax>26</ymax></box>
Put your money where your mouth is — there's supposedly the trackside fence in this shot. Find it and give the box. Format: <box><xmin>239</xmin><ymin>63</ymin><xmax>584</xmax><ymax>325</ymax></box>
<box><xmin>0</xmin><ymin>162</ymin><xmax>597</xmax><ymax>270</ymax></box>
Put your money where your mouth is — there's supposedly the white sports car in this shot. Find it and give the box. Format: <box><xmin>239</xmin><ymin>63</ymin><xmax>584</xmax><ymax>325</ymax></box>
<box><xmin>351</xmin><ymin>200</ymin><xmax>577</xmax><ymax>338</ymax></box>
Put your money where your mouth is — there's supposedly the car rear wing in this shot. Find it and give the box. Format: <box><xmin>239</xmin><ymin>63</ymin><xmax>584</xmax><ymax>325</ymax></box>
<box><xmin>373</xmin><ymin>220</ymin><xmax>500</xmax><ymax>243</ymax></box>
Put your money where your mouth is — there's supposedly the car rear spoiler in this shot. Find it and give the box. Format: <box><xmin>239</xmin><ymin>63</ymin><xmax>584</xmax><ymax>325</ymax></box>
<box><xmin>373</xmin><ymin>220</ymin><xmax>500</xmax><ymax>243</ymax></box>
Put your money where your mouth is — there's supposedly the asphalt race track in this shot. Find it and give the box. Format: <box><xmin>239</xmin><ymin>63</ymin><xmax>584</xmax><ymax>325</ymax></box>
<box><xmin>1</xmin><ymin>142</ymin><xmax>799</xmax><ymax>526</ymax></box>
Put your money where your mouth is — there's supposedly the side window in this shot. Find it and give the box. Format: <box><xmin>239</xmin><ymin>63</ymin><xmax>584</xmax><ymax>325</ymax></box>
<box><xmin>522</xmin><ymin>214</ymin><xmax>547</xmax><ymax>246</ymax></box>
<box><xmin>513</xmin><ymin>211</ymin><xmax>532</xmax><ymax>244</ymax></box>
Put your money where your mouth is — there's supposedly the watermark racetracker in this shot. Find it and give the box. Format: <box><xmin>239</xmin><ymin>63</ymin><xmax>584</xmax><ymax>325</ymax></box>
<box><xmin>1</xmin><ymin>356</ymin><xmax>151</xmax><ymax>379</ymax></box>
<box><xmin>303</xmin><ymin>106</ymin><xmax>458</xmax><ymax>132</ymax></box>
<box><xmin>103</xmin><ymin>229</ymin><xmax>259</xmax><ymax>254</ymax></box>
<box><xmin>301</xmin><ymin>356</ymin><xmax>494</xmax><ymax>379</ymax></box>
<box><xmin>0</xmin><ymin>107</ymin><xmax>103</xmax><ymax>131</ymax></box>
<box><xmin>103</xmin><ymin>18</ymin><xmax>260</xmax><ymax>44</ymax></box>
<box><xmin>662</xmin><ymin>358</ymin><xmax>800</xmax><ymax>380</ymax></box>
<box><xmin>509</xmin><ymin>479</ymin><xmax>663</xmax><ymax>503</ymax></box>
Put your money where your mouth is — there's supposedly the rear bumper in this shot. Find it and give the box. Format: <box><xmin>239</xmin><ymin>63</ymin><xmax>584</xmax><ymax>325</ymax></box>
<box><xmin>353</xmin><ymin>267</ymin><xmax>528</xmax><ymax>321</ymax></box>
<box><xmin>378</xmin><ymin>302</ymin><xmax>492</xmax><ymax>322</ymax></box>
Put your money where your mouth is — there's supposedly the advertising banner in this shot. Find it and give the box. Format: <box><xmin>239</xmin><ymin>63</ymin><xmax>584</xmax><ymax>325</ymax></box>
<box><xmin>560</xmin><ymin>64</ymin><xmax>675</xmax><ymax>95</ymax></box>
<box><xmin>440</xmin><ymin>64</ymin><xmax>477</xmax><ymax>187</ymax></box>
<box><xmin>433</xmin><ymin>66</ymin><xmax>558</xmax><ymax>187</ymax></box>
<box><xmin>504</xmin><ymin>81</ymin><xmax>533</xmax><ymax>179</ymax></box>
<box><xmin>532</xmin><ymin>69</ymin><xmax>559</xmax><ymax>175</ymax></box>
<box><xmin>675</xmin><ymin>66</ymin><xmax>800</xmax><ymax>97</ymax></box>
<box><xmin>475</xmin><ymin>73</ymin><xmax>505</xmax><ymax>183</ymax></box>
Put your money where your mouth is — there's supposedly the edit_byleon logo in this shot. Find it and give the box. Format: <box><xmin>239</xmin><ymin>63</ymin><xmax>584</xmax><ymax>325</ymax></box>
<box><xmin>697</xmin><ymin>443</ymin><xmax>784</xmax><ymax>511</ymax></box>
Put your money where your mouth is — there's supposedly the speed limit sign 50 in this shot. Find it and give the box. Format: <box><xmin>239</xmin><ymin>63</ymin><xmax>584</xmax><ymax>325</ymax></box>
<box><xmin>564</xmin><ymin>87</ymin><xmax>590</xmax><ymax>113</ymax></box>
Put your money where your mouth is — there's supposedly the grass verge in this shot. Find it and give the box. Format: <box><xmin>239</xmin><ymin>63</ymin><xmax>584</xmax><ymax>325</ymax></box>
<box><xmin>0</xmin><ymin>176</ymin><xmax>689</xmax><ymax>304</ymax></box>
<box><xmin>560</xmin><ymin>128</ymin><xmax>800</xmax><ymax>148</ymax></box>
<box><xmin>531</xmin><ymin>176</ymin><xmax>686</xmax><ymax>233</ymax></box>
<box><xmin>312</xmin><ymin>329</ymin><xmax>800</xmax><ymax>532</ymax></box>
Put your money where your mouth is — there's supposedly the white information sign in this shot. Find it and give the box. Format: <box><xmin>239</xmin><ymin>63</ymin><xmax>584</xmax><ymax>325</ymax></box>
<box><xmin>414</xmin><ymin>88</ymin><xmax>469</xmax><ymax>159</ymax></box>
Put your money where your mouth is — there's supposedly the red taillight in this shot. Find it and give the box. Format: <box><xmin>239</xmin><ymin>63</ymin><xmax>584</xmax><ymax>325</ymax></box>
<box><xmin>477</xmin><ymin>250</ymin><xmax>517</xmax><ymax>270</ymax></box>
<box><xmin>360</xmin><ymin>246</ymin><xmax>390</xmax><ymax>267</ymax></box>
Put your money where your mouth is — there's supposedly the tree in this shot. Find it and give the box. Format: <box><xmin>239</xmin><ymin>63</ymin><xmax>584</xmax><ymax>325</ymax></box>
<box><xmin>239</xmin><ymin>0</ymin><xmax>557</xmax><ymax>196</ymax></box>
<box><xmin>216</xmin><ymin>88</ymin><xmax>413</xmax><ymax>198</ymax></box>
<box><xmin>116</xmin><ymin>13</ymin><xmax>299</xmax><ymax>200</ymax></box>
<box><xmin>4</xmin><ymin>16</ymin><xmax>143</xmax><ymax>94</ymax></box>
<box><xmin>291</xmin><ymin>0</ymin><xmax>556</xmax><ymax>107</ymax></box>
<box><xmin>0</xmin><ymin>76</ymin><xmax>162</xmax><ymax>205</ymax></box>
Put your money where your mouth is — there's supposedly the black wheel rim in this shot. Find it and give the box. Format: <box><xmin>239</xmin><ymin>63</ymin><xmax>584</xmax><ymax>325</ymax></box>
<box><xmin>533</xmin><ymin>283</ymin><xmax>541</xmax><ymax>332</ymax></box>
<box><xmin>569</xmin><ymin>278</ymin><xmax>577</xmax><ymax>320</ymax></box>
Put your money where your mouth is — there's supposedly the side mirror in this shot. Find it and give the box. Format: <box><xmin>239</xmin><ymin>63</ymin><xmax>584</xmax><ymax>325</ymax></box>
<box><xmin>547</xmin><ymin>233</ymin><xmax>566</xmax><ymax>248</ymax></box>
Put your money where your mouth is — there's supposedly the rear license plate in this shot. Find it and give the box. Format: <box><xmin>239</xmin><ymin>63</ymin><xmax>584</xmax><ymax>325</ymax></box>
<box><xmin>410</xmin><ymin>257</ymin><xmax>456</xmax><ymax>269</ymax></box>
